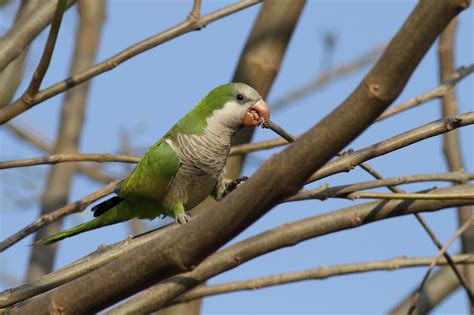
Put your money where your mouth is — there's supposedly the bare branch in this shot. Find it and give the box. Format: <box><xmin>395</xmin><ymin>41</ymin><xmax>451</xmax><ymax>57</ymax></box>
<box><xmin>0</xmin><ymin>180</ymin><xmax>119</xmax><ymax>253</ymax></box>
<box><xmin>0</xmin><ymin>153</ymin><xmax>140</xmax><ymax>170</ymax></box>
<box><xmin>377</xmin><ymin>64</ymin><xmax>474</xmax><ymax>121</ymax></box>
<box><xmin>168</xmin><ymin>254</ymin><xmax>474</xmax><ymax>306</ymax></box>
<box><xmin>348</xmin><ymin>191</ymin><xmax>474</xmax><ymax>200</ymax></box>
<box><xmin>5</xmin><ymin>122</ymin><xmax>116</xmax><ymax>183</ymax></box>
<box><xmin>307</xmin><ymin>112</ymin><xmax>474</xmax><ymax>183</ymax></box>
<box><xmin>438</xmin><ymin>16</ymin><xmax>474</xmax><ymax>311</ymax></box>
<box><xmin>409</xmin><ymin>217</ymin><xmax>474</xmax><ymax>314</ymax></box>
<box><xmin>271</xmin><ymin>44</ymin><xmax>385</xmax><ymax>111</ymax></box>
<box><xmin>22</xmin><ymin>0</ymin><xmax>67</xmax><ymax>98</ymax></box>
<box><xmin>0</xmin><ymin>0</ymin><xmax>76</xmax><ymax>73</ymax></box>
<box><xmin>106</xmin><ymin>185</ymin><xmax>474</xmax><ymax>314</ymax></box>
<box><xmin>26</xmin><ymin>0</ymin><xmax>106</xmax><ymax>282</ymax></box>
<box><xmin>286</xmin><ymin>171</ymin><xmax>474</xmax><ymax>202</ymax></box>
<box><xmin>0</xmin><ymin>0</ymin><xmax>262</xmax><ymax>124</ymax></box>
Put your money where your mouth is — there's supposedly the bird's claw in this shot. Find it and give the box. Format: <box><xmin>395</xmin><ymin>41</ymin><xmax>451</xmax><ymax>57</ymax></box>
<box><xmin>176</xmin><ymin>213</ymin><xmax>191</xmax><ymax>225</ymax></box>
<box><xmin>224</xmin><ymin>176</ymin><xmax>248</xmax><ymax>196</ymax></box>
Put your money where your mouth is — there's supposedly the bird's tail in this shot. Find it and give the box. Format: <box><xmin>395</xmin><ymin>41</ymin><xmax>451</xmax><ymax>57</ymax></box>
<box><xmin>37</xmin><ymin>197</ymin><xmax>127</xmax><ymax>245</ymax></box>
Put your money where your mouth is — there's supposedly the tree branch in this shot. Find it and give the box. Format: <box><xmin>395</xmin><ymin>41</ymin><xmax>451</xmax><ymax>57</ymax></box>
<box><xmin>167</xmin><ymin>254</ymin><xmax>474</xmax><ymax>306</ymax></box>
<box><xmin>377</xmin><ymin>64</ymin><xmax>474</xmax><ymax>121</ymax></box>
<box><xmin>0</xmin><ymin>180</ymin><xmax>119</xmax><ymax>253</ymax></box>
<box><xmin>0</xmin><ymin>0</ymin><xmax>76</xmax><ymax>73</ymax></box>
<box><xmin>25</xmin><ymin>0</ymin><xmax>106</xmax><ymax>282</ymax></box>
<box><xmin>409</xmin><ymin>217</ymin><xmax>474</xmax><ymax>314</ymax></box>
<box><xmin>0</xmin><ymin>153</ymin><xmax>140</xmax><ymax>170</ymax></box>
<box><xmin>0</xmin><ymin>0</ymin><xmax>262</xmax><ymax>124</ymax></box>
<box><xmin>22</xmin><ymin>0</ymin><xmax>67</xmax><ymax>99</ymax></box>
<box><xmin>5</xmin><ymin>122</ymin><xmax>116</xmax><ymax>183</ymax></box>
<box><xmin>438</xmin><ymin>16</ymin><xmax>474</xmax><ymax>312</ymax></box>
<box><xmin>106</xmin><ymin>185</ymin><xmax>474</xmax><ymax>314</ymax></box>
<box><xmin>271</xmin><ymin>44</ymin><xmax>385</xmax><ymax>111</ymax></box>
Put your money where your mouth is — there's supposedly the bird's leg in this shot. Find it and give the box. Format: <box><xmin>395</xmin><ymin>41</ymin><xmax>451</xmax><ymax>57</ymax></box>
<box><xmin>171</xmin><ymin>203</ymin><xmax>191</xmax><ymax>225</ymax></box>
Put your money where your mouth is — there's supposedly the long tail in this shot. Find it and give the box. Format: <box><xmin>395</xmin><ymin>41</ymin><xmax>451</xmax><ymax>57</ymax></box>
<box><xmin>37</xmin><ymin>197</ymin><xmax>127</xmax><ymax>245</ymax></box>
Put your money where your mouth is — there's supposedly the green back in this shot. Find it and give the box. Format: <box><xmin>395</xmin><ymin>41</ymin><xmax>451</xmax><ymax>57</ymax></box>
<box><xmin>118</xmin><ymin>139</ymin><xmax>180</xmax><ymax>203</ymax></box>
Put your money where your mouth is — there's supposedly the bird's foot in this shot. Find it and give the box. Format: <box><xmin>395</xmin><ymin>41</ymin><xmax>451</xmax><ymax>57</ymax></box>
<box><xmin>224</xmin><ymin>176</ymin><xmax>248</xmax><ymax>197</ymax></box>
<box><xmin>176</xmin><ymin>213</ymin><xmax>191</xmax><ymax>225</ymax></box>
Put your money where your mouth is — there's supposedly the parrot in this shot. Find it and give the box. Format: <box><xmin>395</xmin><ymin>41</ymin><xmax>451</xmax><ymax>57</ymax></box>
<box><xmin>37</xmin><ymin>83</ymin><xmax>270</xmax><ymax>245</ymax></box>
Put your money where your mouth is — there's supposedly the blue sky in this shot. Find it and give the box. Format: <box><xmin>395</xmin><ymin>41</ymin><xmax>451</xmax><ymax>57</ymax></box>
<box><xmin>1</xmin><ymin>1</ymin><xmax>473</xmax><ymax>313</ymax></box>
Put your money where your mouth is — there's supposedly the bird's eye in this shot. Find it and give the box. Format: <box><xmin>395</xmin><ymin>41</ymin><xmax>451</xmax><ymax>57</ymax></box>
<box><xmin>236</xmin><ymin>94</ymin><xmax>244</xmax><ymax>101</ymax></box>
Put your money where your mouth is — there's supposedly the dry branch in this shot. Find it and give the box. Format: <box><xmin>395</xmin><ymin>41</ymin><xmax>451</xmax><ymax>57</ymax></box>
<box><xmin>26</xmin><ymin>0</ymin><xmax>106</xmax><ymax>282</ymax></box>
<box><xmin>287</xmin><ymin>172</ymin><xmax>474</xmax><ymax>202</ymax></box>
<box><xmin>409</xmin><ymin>217</ymin><xmax>474</xmax><ymax>314</ymax></box>
<box><xmin>106</xmin><ymin>185</ymin><xmax>474</xmax><ymax>314</ymax></box>
<box><xmin>0</xmin><ymin>154</ymin><xmax>140</xmax><ymax>170</ymax></box>
<box><xmin>377</xmin><ymin>64</ymin><xmax>474</xmax><ymax>121</ymax></box>
<box><xmin>438</xmin><ymin>17</ymin><xmax>474</xmax><ymax>311</ymax></box>
<box><xmin>0</xmin><ymin>0</ymin><xmax>262</xmax><ymax>124</ymax></box>
<box><xmin>0</xmin><ymin>0</ymin><xmax>76</xmax><ymax>73</ymax></box>
<box><xmin>5</xmin><ymin>122</ymin><xmax>116</xmax><ymax>183</ymax></box>
<box><xmin>271</xmin><ymin>44</ymin><xmax>384</xmax><ymax>111</ymax></box>
<box><xmin>168</xmin><ymin>254</ymin><xmax>474</xmax><ymax>305</ymax></box>
<box><xmin>3</xmin><ymin>185</ymin><xmax>472</xmax><ymax>310</ymax></box>
<box><xmin>0</xmin><ymin>181</ymin><xmax>119</xmax><ymax>253</ymax></box>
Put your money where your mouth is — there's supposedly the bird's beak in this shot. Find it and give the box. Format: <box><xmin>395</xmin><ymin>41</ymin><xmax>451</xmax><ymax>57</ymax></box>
<box><xmin>243</xmin><ymin>99</ymin><xmax>270</xmax><ymax>127</ymax></box>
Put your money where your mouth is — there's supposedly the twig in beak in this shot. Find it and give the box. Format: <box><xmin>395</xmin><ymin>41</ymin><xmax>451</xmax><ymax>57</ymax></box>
<box><xmin>261</xmin><ymin>119</ymin><xmax>295</xmax><ymax>143</ymax></box>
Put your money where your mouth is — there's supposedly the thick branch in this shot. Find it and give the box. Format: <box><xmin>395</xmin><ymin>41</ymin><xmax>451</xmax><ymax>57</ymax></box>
<box><xmin>107</xmin><ymin>185</ymin><xmax>474</xmax><ymax>314</ymax></box>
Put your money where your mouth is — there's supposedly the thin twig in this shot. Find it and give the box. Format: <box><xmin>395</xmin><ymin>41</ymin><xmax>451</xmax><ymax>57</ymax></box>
<box><xmin>409</xmin><ymin>217</ymin><xmax>474</xmax><ymax>314</ymax></box>
<box><xmin>347</xmin><ymin>191</ymin><xmax>474</xmax><ymax>200</ymax></box>
<box><xmin>271</xmin><ymin>44</ymin><xmax>385</xmax><ymax>111</ymax></box>
<box><xmin>0</xmin><ymin>0</ymin><xmax>262</xmax><ymax>124</ymax></box>
<box><xmin>5</xmin><ymin>122</ymin><xmax>116</xmax><ymax>183</ymax></box>
<box><xmin>377</xmin><ymin>64</ymin><xmax>474</xmax><ymax>122</ymax></box>
<box><xmin>169</xmin><ymin>254</ymin><xmax>474</xmax><ymax>305</ymax></box>
<box><xmin>0</xmin><ymin>153</ymin><xmax>140</xmax><ymax>169</ymax></box>
<box><xmin>0</xmin><ymin>180</ymin><xmax>119</xmax><ymax>253</ymax></box>
<box><xmin>267</xmin><ymin>118</ymin><xmax>474</xmax><ymax>300</ymax></box>
<box><xmin>188</xmin><ymin>0</ymin><xmax>202</xmax><ymax>20</ymax></box>
<box><xmin>23</xmin><ymin>0</ymin><xmax>67</xmax><ymax>98</ymax></box>
<box><xmin>286</xmin><ymin>171</ymin><xmax>474</xmax><ymax>202</ymax></box>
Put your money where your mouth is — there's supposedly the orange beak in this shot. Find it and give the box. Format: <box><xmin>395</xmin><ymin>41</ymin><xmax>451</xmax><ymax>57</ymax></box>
<box><xmin>243</xmin><ymin>99</ymin><xmax>270</xmax><ymax>127</ymax></box>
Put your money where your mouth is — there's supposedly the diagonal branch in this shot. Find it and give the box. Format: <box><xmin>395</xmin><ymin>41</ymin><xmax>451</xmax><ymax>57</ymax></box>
<box><xmin>0</xmin><ymin>180</ymin><xmax>119</xmax><ymax>253</ymax></box>
<box><xmin>0</xmin><ymin>0</ymin><xmax>262</xmax><ymax>124</ymax></box>
<box><xmin>22</xmin><ymin>0</ymin><xmax>67</xmax><ymax>99</ymax></box>
<box><xmin>409</xmin><ymin>217</ymin><xmax>474</xmax><ymax>314</ymax></box>
<box><xmin>0</xmin><ymin>0</ymin><xmax>76</xmax><ymax>73</ymax></box>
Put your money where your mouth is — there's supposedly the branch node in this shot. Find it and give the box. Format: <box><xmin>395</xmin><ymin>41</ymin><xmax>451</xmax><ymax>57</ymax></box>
<box><xmin>444</xmin><ymin>117</ymin><xmax>463</xmax><ymax>130</ymax></box>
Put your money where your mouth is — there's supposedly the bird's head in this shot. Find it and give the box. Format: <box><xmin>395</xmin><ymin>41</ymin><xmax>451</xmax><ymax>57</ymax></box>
<box><xmin>203</xmin><ymin>82</ymin><xmax>270</xmax><ymax>130</ymax></box>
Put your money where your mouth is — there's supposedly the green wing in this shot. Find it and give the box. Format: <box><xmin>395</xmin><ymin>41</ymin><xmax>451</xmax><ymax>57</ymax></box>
<box><xmin>118</xmin><ymin>139</ymin><xmax>180</xmax><ymax>203</ymax></box>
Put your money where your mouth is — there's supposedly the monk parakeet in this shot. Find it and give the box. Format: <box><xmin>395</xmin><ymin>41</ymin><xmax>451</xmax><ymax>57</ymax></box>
<box><xmin>38</xmin><ymin>83</ymin><xmax>270</xmax><ymax>245</ymax></box>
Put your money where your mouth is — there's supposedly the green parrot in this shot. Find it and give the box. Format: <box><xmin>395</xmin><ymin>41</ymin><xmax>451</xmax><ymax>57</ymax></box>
<box><xmin>38</xmin><ymin>83</ymin><xmax>270</xmax><ymax>245</ymax></box>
